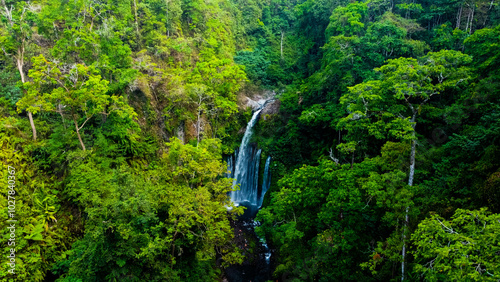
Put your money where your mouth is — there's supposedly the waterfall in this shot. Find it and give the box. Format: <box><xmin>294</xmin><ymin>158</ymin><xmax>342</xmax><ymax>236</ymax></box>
<box><xmin>258</xmin><ymin>156</ymin><xmax>272</xmax><ymax>208</ymax></box>
<box><xmin>252</xmin><ymin>149</ymin><xmax>262</xmax><ymax>203</ymax></box>
<box><xmin>224</xmin><ymin>105</ymin><xmax>274</xmax><ymax>282</ymax></box>
<box><xmin>231</xmin><ymin>109</ymin><xmax>263</xmax><ymax>206</ymax></box>
<box><xmin>228</xmin><ymin>103</ymin><xmax>273</xmax><ymax>218</ymax></box>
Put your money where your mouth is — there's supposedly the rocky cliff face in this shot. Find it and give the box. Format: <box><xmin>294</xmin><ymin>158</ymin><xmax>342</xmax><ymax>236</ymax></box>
<box><xmin>260</xmin><ymin>99</ymin><xmax>280</xmax><ymax>119</ymax></box>
<box><xmin>238</xmin><ymin>90</ymin><xmax>280</xmax><ymax>117</ymax></box>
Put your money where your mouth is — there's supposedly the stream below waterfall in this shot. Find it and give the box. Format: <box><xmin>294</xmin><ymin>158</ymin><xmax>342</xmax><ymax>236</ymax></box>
<box><xmin>224</xmin><ymin>218</ymin><xmax>272</xmax><ymax>282</ymax></box>
<box><xmin>224</xmin><ymin>104</ymin><xmax>273</xmax><ymax>282</ymax></box>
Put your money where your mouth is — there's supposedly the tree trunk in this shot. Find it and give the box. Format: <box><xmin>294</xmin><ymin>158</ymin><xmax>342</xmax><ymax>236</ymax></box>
<box><xmin>27</xmin><ymin>111</ymin><xmax>37</xmax><ymax>139</ymax></box>
<box><xmin>58</xmin><ymin>104</ymin><xmax>66</xmax><ymax>129</ymax></box>
<box><xmin>401</xmin><ymin>119</ymin><xmax>416</xmax><ymax>281</ymax></box>
<box><xmin>16</xmin><ymin>54</ymin><xmax>37</xmax><ymax>141</ymax></box>
<box><xmin>465</xmin><ymin>8</ymin><xmax>471</xmax><ymax>33</ymax></box>
<box><xmin>401</xmin><ymin>205</ymin><xmax>410</xmax><ymax>281</ymax></box>
<box><xmin>280</xmin><ymin>31</ymin><xmax>284</xmax><ymax>59</ymax></box>
<box><xmin>73</xmin><ymin>118</ymin><xmax>86</xmax><ymax>151</ymax></box>
<box><xmin>16</xmin><ymin>56</ymin><xmax>25</xmax><ymax>83</ymax></box>
<box><xmin>196</xmin><ymin>109</ymin><xmax>201</xmax><ymax>147</ymax></box>
<box><xmin>165</xmin><ymin>0</ymin><xmax>170</xmax><ymax>37</ymax></box>
<box><xmin>133</xmin><ymin>0</ymin><xmax>140</xmax><ymax>36</ymax></box>
<box><xmin>469</xmin><ymin>4</ymin><xmax>475</xmax><ymax>34</ymax></box>
<box><xmin>456</xmin><ymin>4</ymin><xmax>463</xmax><ymax>29</ymax></box>
<box><xmin>408</xmin><ymin>133</ymin><xmax>416</xmax><ymax>187</ymax></box>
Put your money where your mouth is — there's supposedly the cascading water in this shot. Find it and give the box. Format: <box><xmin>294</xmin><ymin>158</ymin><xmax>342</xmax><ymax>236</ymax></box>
<box><xmin>256</xmin><ymin>156</ymin><xmax>272</xmax><ymax>269</ymax></box>
<box><xmin>228</xmin><ymin>106</ymin><xmax>273</xmax><ymax>217</ymax></box>
<box><xmin>230</xmin><ymin>108</ymin><xmax>265</xmax><ymax>213</ymax></box>
<box><xmin>228</xmin><ymin>96</ymin><xmax>276</xmax><ymax>207</ymax></box>
<box><xmin>258</xmin><ymin>156</ymin><xmax>271</xmax><ymax>208</ymax></box>
<box><xmin>253</xmin><ymin>149</ymin><xmax>262</xmax><ymax>202</ymax></box>
<box><xmin>224</xmin><ymin>104</ymin><xmax>274</xmax><ymax>282</ymax></box>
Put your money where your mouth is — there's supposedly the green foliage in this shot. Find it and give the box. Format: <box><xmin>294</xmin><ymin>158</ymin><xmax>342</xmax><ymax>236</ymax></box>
<box><xmin>431</xmin><ymin>23</ymin><xmax>468</xmax><ymax>51</ymax></box>
<box><xmin>59</xmin><ymin>138</ymin><xmax>243</xmax><ymax>281</ymax></box>
<box><xmin>0</xmin><ymin>0</ymin><xmax>38</xmax><ymax>61</ymax></box>
<box><xmin>338</xmin><ymin>50</ymin><xmax>472</xmax><ymax>152</ymax></box>
<box><xmin>0</xmin><ymin>65</ymin><xmax>22</xmax><ymax>105</ymax></box>
<box><xmin>257</xmin><ymin>151</ymin><xmax>414</xmax><ymax>280</ymax></box>
<box><xmin>252</xmin><ymin>2</ymin><xmax>500</xmax><ymax>280</ymax></box>
<box><xmin>465</xmin><ymin>25</ymin><xmax>500</xmax><ymax>77</ymax></box>
<box><xmin>234</xmin><ymin>47</ymin><xmax>271</xmax><ymax>85</ymax></box>
<box><xmin>0</xmin><ymin>115</ymin><xmax>70</xmax><ymax>282</ymax></box>
<box><xmin>412</xmin><ymin>208</ymin><xmax>500</xmax><ymax>281</ymax></box>
<box><xmin>18</xmin><ymin>54</ymin><xmax>137</xmax><ymax>150</ymax></box>
<box><xmin>325</xmin><ymin>2</ymin><xmax>368</xmax><ymax>38</ymax></box>
<box><xmin>1</xmin><ymin>0</ymin><xmax>500</xmax><ymax>280</ymax></box>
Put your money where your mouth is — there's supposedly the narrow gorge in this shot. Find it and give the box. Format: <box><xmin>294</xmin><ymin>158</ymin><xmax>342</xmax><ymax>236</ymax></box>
<box><xmin>2</xmin><ymin>0</ymin><xmax>499</xmax><ymax>280</ymax></box>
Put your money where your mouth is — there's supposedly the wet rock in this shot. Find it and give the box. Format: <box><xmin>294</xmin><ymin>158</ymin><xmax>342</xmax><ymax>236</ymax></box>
<box><xmin>222</xmin><ymin>219</ymin><xmax>272</xmax><ymax>282</ymax></box>
<box><xmin>238</xmin><ymin>90</ymin><xmax>277</xmax><ymax>111</ymax></box>
<box><xmin>260</xmin><ymin>99</ymin><xmax>280</xmax><ymax>119</ymax></box>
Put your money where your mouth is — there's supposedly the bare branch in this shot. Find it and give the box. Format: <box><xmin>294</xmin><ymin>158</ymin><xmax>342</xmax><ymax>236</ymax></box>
<box><xmin>78</xmin><ymin>115</ymin><xmax>93</xmax><ymax>131</ymax></box>
<box><xmin>328</xmin><ymin>147</ymin><xmax>340</xmax><ymax>164</ymax></box>
<box><xmin>436</xmin><ymin>217</ymin><xmax>457</xmax><ymax>234</ymax></box>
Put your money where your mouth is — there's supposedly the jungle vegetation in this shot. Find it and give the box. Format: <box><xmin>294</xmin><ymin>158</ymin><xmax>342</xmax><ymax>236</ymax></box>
<box><xmin>0</xmin><ymin>0</ymin><xmax>499</xmax><ymax>281</ymax></box>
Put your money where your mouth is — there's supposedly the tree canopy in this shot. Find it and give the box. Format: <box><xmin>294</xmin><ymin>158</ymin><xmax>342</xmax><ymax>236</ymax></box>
<box><xmin>0</xmin><ymin>0</ymin><xmax>499</xmax><ymax>280</ymax></box>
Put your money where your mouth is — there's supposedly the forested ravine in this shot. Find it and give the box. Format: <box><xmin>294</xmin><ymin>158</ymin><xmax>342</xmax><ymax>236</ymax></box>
<box><xmin>224</xmin><ymin>104</ymin><xmax>273</xmax><ymax>282</ymax></box>
<box><xmin>1</xmin><ymin>0</ymin><xmax>500</xmax><ymax>280</ymax></box>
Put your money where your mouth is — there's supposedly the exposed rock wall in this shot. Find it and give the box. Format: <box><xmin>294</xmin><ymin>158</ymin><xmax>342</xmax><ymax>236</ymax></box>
<box><xmin>260</xmin><ymin>99</ymin><xmax>280</xmax><ymax>119</ymax></box>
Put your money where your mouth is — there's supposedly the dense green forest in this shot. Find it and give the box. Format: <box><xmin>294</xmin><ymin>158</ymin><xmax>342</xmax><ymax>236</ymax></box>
<box><xmin>1</xmin><ymin>0</ymin><xmax>499</xmax><ymax>280</ymax></box>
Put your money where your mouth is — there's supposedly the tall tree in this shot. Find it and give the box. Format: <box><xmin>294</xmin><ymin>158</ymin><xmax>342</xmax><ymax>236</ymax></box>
<box><xmin>17</xmin><ymin>55</ymin><xmax>136</xmax><ymax>150</ymax></box>
<box><xmin>340</xmin><ymin>50</ymin><xmax>472</xmax><ymax>280</ymax></box>
<box><xmin>0</xmin><ymin>0</ymin><xmax>39</xmax><ymax>140</ymax></box>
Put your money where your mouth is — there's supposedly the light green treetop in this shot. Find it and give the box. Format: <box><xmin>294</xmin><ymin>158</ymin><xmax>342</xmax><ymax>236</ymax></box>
<box><xmin>17</xmin><ymin>54</ymin><xmax>136</xmax><ymax>150</ymax></box>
